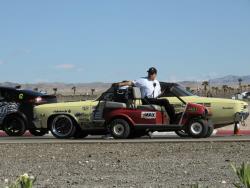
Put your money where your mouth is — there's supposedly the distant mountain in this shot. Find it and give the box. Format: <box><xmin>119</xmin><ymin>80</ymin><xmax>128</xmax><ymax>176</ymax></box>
<box><xmin>0</xmin><ymin>82</ymin><xmax>111</xmax><ymax>95</ymax></box>
<box><xmin>209</xmin><ymin>75</ymin><xmax>250</xmax><ymax>85</ymax></box>
<box><xmin>1</xmin><ymin>75</ymin><xmax>250</xmax><ymax>94</ymax></box>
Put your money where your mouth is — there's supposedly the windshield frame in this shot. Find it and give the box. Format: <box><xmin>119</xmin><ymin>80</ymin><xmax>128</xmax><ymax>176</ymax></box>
<box><xmin>97</xmin><ymin>82</ymin><xmax>194</xmax><ymax>101</ymax></box>
<box><xmin>160</xmin><ymin>83</ymin><xmax>194</xmax><ymax>97</ymax></box>
<box><xmin>172</xmin><ymin>85</ymin><xmax>194</xmax><ymax>97</ymax></box>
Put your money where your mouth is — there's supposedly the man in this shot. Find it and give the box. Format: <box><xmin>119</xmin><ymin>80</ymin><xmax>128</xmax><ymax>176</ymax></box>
<box><xmin>114</xmin><ymin>67</ymin><xmax>175</xmax><ymax>123</ymax></box>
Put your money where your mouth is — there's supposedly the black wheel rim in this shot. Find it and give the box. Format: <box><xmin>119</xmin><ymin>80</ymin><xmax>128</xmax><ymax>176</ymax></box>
<box><xmin>6</xmin><ymin>119</ymin><xmax>23</xmax><ymax>134</ymax></box>
<box><xmin>113</xmin><ymin>124</ymin><xmax>125</xmax><ymax>136</ymax></box>
<box><xmin>52</xmin><ymin>116</ymin><xmax>73</xmax><ymax>137</ymax></box>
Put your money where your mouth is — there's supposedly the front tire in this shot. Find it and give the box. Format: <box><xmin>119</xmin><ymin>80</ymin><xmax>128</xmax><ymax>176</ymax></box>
<box><xmin>50</xmin><ymin>115</ymin><xmax>76</xmax><ymax>139</ymax></box>
<box><xmin>187</xmin><ymin>119</ymin><xmax>208</xmax><ymax>138</ymax></box>
<box><xmin>3</xmin><ymin>116</ymin><xmax>26</xmax><ymax>136</ymax></box>
<box><xmin>110</xmin><ymin>119</ymin><xmax>131</xmax><ymax>139</ymax></box>
<box><xmin>204</xmin><ymin>122</ymin><xmax>214</xmax><ymax>138</ymax></box>
<box><xmin>29</xmin><ymin>129</ymin><xmax>48</xmax><ymax>136</ymax></box>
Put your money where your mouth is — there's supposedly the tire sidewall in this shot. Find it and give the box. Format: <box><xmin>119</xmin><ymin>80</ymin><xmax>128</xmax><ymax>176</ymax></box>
<box><xmin>188</xmin><ymin>119</ymin><xmax>208</xmax><ymax>138</ymax></box>
<box><xmin>73</xmin><ymin>126</ymin><xmax>88</xmax><ymax>139</ymax></box>
<box><xmin>110</xmin><ymin>119</ymin><xmax>131</xmax><ymax>139</ymax></box>
<box><xmin>50</xmin><ymin>115</ymin><xmax>76</xmax><ymax>139</ymax></box>
<box><xmin>204</xmin><ymin>121</ymin><xmax>214</xmax><ymax>138</ymax></box>
<box><xmin>29</xmin><ymin>129</ymin><xmax>48</xmax><ymax>136</ymax></box>
<box><xmin>4</xmin><ymin>116</ymin><xmax>26</xmax><ymax>136</ymax></box>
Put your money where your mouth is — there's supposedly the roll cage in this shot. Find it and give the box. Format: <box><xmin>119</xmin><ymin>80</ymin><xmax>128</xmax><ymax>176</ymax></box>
<box><xmin>97</xmin><ymin>82</ymin><xmax>194</xmax><ymax>103</ymax></box>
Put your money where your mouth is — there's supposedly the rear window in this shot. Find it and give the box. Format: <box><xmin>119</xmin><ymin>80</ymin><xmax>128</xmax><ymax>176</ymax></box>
<box><xmin>41</xmin><ymin>95</ymin><xmax>57</xmax><ymax>103</ymax></box>
<box><xmin>20</xmin><ymin>90</ymin><xmax>44</xmax><ymax>97</ymax></box>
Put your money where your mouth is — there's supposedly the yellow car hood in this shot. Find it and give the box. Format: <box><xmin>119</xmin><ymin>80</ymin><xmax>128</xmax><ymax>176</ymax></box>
<box><xmin>164</xmin><ymin>96</ymin><xmax>247</xmax><ymax>104</ymax></box>
<box><xmin>36</xmin><ymin>100</ymin><xmax>97</xmax><ymax>109</ymax></box>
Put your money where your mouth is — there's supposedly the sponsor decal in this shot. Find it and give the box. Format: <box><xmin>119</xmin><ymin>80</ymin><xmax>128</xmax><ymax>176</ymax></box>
<box><xmin>82</xmin><ymin>106</ymin><xmax>90</xmax><ymax>111</ymax></box>
<box><xmin>187</xmin><ymin>107</ymin><xmax>198</xmax><ymax>112</ymax></box>
<box><xmin>198</xmin><ymin>103</ymin><xmax>212</xmax><ymax>108</ymax></box>
<box><xmin>75</xmin><ymin>112</ymin><xmax>84</xmax><ymax>117</ymax></box>
<box><xmin>141</xmin><ymin>112</ymin><xmax>156</xmax><ymax>119</ymax></box>
<box><xmin>222</xmin><ymin>107</ymin><xmax>234</xmax><ymax>110</ymax></box>
<box><xmin>53</xmin><ymin>110</ymin><xmax>71</xmax><ymax>113</ymax></box>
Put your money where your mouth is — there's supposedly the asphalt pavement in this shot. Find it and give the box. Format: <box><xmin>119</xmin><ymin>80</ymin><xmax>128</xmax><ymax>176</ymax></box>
<box><xmin>0</xmin><ymin>134</ymin><xmax>250</xmax><ymax>144</ymax></box>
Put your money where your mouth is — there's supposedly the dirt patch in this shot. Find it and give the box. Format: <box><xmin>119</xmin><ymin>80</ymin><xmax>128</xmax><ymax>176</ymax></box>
<box><xmin>0</xmin><ymin>142</ymin><xmax>249</xmax><ymax>188</ymax></box>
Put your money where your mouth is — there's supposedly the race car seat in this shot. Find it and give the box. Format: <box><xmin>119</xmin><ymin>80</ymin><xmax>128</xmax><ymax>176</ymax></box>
<box><xmin>132</xmin><ymin>87</ymin><xmax>163</xmax><ymax>111</ymax></box>
<box><xmin>93</xmin><ymin>101</ymin><xmax>127</xmax><ymax>120</ymax></box>
<box><xmin>105</xmin><ymin>101</ymin><xmax>127</xmax><ymax>109</ymax></box>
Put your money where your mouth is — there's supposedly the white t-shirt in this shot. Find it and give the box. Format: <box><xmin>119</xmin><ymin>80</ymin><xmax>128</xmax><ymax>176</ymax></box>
<box><xmin>133</xmin><ymin>77</ymin><xmax>161</xmax><ymax>98</ymax></box>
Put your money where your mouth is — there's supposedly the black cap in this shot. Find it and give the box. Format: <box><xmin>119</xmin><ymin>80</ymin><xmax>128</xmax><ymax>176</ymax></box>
<box><xmin>147</xmin><ymin>67</ymin><xmax>157</xmax><ymax>74</ymax></box>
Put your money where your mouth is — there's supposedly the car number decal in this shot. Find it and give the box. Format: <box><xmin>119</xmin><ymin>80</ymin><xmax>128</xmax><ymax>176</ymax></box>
<box><xmin>82</xmin><ymin>106</ymin><xmax>90</xmax><ymax>111</ymax></box>
<box><xmin>19</xmin><ymin>93</ymin><xmax>24</xmax><ymax>100</ymax></box>
<box><xmin>141</xmin><ymin>112</ymin><xmax>156</xmax><ymax>119</ymax></box>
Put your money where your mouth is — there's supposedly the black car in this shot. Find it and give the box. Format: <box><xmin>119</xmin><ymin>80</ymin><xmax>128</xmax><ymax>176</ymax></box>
<box><xmin>0</xmin><ymin>87</ymin><xmax>57</xmax><ymax>136</ymax></box>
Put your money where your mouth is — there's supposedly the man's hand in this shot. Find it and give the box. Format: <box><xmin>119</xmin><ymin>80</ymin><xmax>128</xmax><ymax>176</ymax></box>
<box><xmin>112</xmin><ymin>81</ymin><xmax>133</xmax><ymax>87</ymax></box>
<box><xmin>112</xmin><ymin>82</ymin><xmax>120</xmax><ymax>87</ymax></box>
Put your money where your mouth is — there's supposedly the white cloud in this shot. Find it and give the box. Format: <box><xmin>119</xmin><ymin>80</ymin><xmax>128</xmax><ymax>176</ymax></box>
<box><xmin>55</xmin><ymin>64</ymin><xmax>76</xmax><ymax>69</ymax></box>
<box><xmin>0</xmin><ymin>60</ymin><xmax>4</xmax><ymax>65</ymax></box>
<box><xmin>76</xmin><ymin>68</ymin><xmax>84</xmax><ymax>72</ymax></box>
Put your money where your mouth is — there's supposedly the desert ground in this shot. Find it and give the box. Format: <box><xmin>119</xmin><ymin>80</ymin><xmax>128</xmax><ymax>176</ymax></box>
<box><xmin>0</xmin><ymin>142</ymin><xmax>249</xmax><ymax>188</ymax></box>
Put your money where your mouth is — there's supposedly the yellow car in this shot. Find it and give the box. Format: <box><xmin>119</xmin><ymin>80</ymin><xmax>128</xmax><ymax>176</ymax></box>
<box><xmin>160</xmin><ymin>83</ymin><xmax>249</xmax><ymax>128</ymax></box>
<box><xmin>33</xmin><ymin>82</ymin><xmax>249</xmax><ymax>138</ymax></box>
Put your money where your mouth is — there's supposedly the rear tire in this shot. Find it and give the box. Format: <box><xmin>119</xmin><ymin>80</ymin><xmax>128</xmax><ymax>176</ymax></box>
<box><xmin>3</xmin><ymin>116</ymin><xmax>26</xmax><ymax>136</ymax></box>
<box><xmin>187</xmin><ymin>119</ymin><xmax>208</xmax><ymax>138</ymax></box>
<box><xmin>73</xmin><ymin>127</ymin><xmax>88</xmax><ymax>139</ymax></box>
<box><xmin>50</xmin><ymin>115</ymin><xmax>76</xmax><ymax>139</ymax></box>
<box><xmin>29</xmin><ymin>129</ymin><xmax>48</xmax><ymax>136</ymax></box>
<box><xmin>175</xmin><ymin>130</ymin><xmax>190</xmax><ymax>138</ymax></box>
<box><xmin>110</xmin><ymin>119</ymin><xmax>131</xmax><ymax>139</ymax></box>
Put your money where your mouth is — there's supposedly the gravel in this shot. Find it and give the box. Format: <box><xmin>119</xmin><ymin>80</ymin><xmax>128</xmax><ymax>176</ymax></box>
<box><xmin>0</xmin><ymin>142</ymin><xmax>249</xmax><ymax>188</ymax></box>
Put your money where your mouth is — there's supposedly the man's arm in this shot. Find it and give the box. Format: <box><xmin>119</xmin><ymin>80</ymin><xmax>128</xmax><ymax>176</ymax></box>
<box><xmin>155</xmin><ymin>81</ymin><xmax>162</xmax><ymax>98</ymax></box>
<box><xmin>113</xmin><ymin>81</ymin><xmax>134</xmax><ymax>87</ymax></box>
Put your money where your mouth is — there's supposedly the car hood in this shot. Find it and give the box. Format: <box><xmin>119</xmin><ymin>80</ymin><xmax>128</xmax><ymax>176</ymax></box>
<box><xmin>35</xmin><ymin>100</ymin><xmax>97</xmax><ymax>109</ymax></box>
<box><xmin>165</xmin><ymin>96</ymin><xmax>248</xmax><ymax>106</ymax></box>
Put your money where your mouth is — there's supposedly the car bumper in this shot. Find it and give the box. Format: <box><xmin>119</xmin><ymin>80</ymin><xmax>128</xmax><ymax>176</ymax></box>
<box><xmin>235</xmin><ymin>112</ymin><xmax>249</xmax><ymax>122</ymax></box>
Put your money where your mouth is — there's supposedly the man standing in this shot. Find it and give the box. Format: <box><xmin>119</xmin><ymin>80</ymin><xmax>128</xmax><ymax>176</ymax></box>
<box><xmin>114</xmin><ymin>67</ymin><xmax>175</xmax><ymax>123</ymax></box>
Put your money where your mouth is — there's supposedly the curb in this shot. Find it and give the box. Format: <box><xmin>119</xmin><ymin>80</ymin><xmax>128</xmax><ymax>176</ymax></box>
<box><xmin>0</xmin><ymin>131</ymin><xmax>32</xmax><ymax>137</ymax></box>
<box><xmin>0</xmin><ymin>130</ymin><xmax>250</xmax><ymax>137</ymax></box>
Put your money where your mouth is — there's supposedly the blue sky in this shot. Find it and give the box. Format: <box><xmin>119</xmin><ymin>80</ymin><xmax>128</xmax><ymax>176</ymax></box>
<box><xmin>0</xmin><ymin>0</ymin><xmax>249</xmax><ymax>83</ymax></box>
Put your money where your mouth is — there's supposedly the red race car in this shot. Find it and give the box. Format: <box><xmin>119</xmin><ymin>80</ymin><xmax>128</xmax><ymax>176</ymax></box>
<box><xmin>101</xmin><ymin>86</ymin><xmax>213</xmax><ymax>139</ymax></box>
